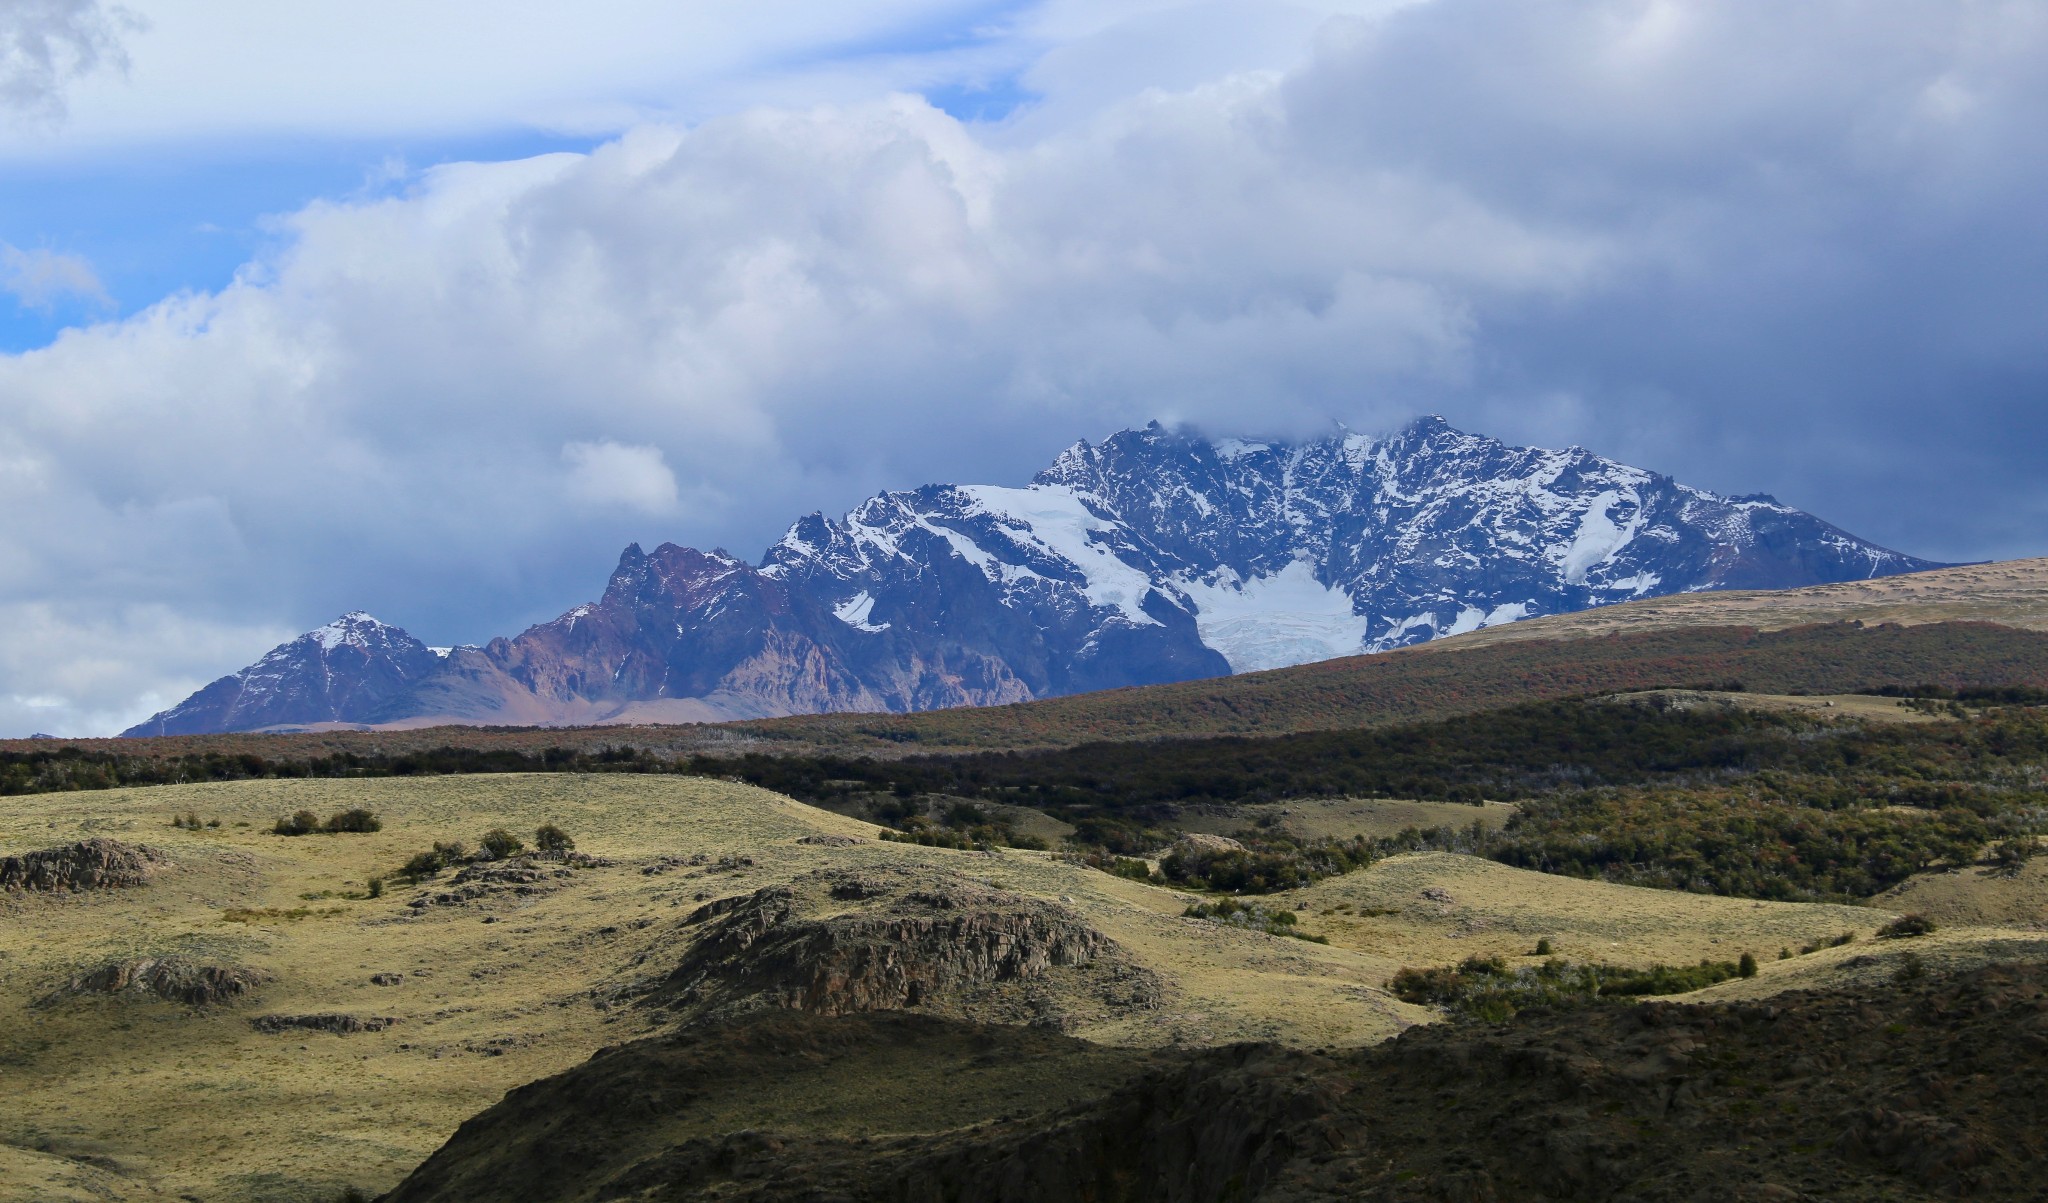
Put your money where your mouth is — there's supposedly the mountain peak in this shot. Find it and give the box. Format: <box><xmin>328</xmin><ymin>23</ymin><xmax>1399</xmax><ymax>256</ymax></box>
<box><xmin>130</xmin><ymin>415</ymin><xmax>1948</xmax><ymax>736</ymax></box>
<box><xmin>307</xmin><ymin>611</ymin><xmax>401</xmax><ymax>651</ymax></box>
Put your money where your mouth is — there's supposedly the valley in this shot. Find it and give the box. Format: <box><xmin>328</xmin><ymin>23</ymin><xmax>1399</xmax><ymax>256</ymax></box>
<box><xmin>5</xmin><ymin>697</ymin><xmax>2046</xmax><ymax>1200</ymax></box>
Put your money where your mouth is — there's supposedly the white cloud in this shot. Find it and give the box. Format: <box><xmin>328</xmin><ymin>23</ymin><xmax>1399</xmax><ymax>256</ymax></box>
<box><xmin>562</xmin><ymin>440</ymin><xmax>679</xmax><ymax>514</ymax></box>
<box><xmin>0</xmin><ymin>0</ymin><xmax>1008</xmax><ymax>154</ymax></box>
<box><xmin>0</xmin><ymin>601</ymin><xmax>293</xmax><ymax>737</ymax></box>
<box><xmin>0</xmin><ymin>0</ymin><xmax>138</xmax><ymax>123</ymax></box>
<box><xmin>1</xmin><ymin>0</ymin><xmax>2045</xmax><ymax>734</ymax></box>
<box><xmin>2</xmin><ymin>242</ymin><xmax>109</xmax><ymax>308</ymax></box>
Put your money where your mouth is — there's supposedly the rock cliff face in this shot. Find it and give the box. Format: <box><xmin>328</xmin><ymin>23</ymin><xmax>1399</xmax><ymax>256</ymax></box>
<box><xmin>128</xmin><ymin>418</ymin><xmax>1946</xmax><ymax>735</ymax></box>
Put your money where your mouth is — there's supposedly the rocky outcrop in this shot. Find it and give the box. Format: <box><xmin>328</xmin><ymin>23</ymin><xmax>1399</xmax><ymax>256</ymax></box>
<box><xmin>408</xmin><ymin>853</ymin><xmax>609</xmax><ymax>910</ymax></box>
<box><xmin>48</xmin><ymin>957</ymin><xmax>266</xmax><ymax>1007</ymax></box>
<box><xmin>1</xmin><ymin>838</ymin><xmax>164</xmax><ymax>893</ymax></box>
<box><xmin>648</xmin><ymin>868</ymin><xmax>1160</xmax><ymax>1027</ymax></box>
<box><xmin>253</xmin><ymin>1013</ymin><xmax>399</xmax><ymax>1035</ymax></box>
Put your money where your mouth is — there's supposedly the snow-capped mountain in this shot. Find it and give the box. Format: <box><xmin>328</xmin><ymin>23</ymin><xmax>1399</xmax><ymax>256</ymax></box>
<box><xmin>124</xmin><ymin>612</ymin><xmax>445</xmax><ymax>736</ymax></box>
<box><xmin>125</xmin><ymin>417</ymin><xmax>1946</xmax><ymax>735</ymax></box>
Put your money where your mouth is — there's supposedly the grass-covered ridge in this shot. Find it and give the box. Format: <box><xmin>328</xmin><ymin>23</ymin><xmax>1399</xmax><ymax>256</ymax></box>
<box><xmin>7</xmin><ymin>621</ymin><xmax>2048</xmax><ymax>777</ymax></box>
<box><xmin>9</xmin><ymin>689</ymin><xmax>2047</xmax><ymax>903</ymax></box>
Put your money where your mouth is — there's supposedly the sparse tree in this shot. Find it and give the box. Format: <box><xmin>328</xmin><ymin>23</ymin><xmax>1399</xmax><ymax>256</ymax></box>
<box><xmin>534</xmin><ymin>822</ymin><xmax>575</xmax><ymax>853</ymax></box>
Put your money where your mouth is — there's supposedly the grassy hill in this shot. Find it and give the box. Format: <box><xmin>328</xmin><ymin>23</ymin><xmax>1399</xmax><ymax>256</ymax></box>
<box><xmin>7</xmin><ymin>565</ymin><xmax>2048</xmax><ymax>1200</ymax></box>
<box><xmin>0</xmin><ymin>768</ymin><xmax>1974</xmax><ymax>1202</ymax></box>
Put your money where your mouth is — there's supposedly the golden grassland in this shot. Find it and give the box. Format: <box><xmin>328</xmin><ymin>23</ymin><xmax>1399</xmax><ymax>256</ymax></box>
<box><xmin>1442</xmin><ymin>556</ymin><xmax>2048</xmax><ymax>647</ymax></box>
<box><xmin>2</xmin><ymin>773</ymin><xmax>2043</xmax><ymax>1201</ymax></box>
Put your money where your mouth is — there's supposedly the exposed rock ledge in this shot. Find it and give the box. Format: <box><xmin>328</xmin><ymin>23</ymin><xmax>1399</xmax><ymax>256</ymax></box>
<box><xmin>47</xmin><ymin>957</ymin><xmax>267</xmax><ymax>1007</ymax></box>
<box><xmin>253</xmin><ymin>1013</ymin><xmax>400</xmax><ymax>1035</ymax></box>
<box><xmin>645</xmin><ymin>867</ymin><xmax>1161</xmax><ymax>1029</ymax></box>
<box><xmin>1</xmin><ymin>838</ymin><xmax>165</xmax><ymax>893</ymax></box>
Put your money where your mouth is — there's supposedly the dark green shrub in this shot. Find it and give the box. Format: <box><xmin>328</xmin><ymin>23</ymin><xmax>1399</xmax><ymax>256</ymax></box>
<box><xmin>367</xmin><ymin>877</ymin><xmax>384</xmax><ymax>899</ymax></box>
<box><xmin>1390</xmin><ymin>955</ymin><xmax>1745</xmax><ymax>1020</ymax></box>
<box><xmin>534</xmin><ymin>822</ymin><xmax>575</xmax><ymax>853</ymax></box>
<box><xmin>1159</xmin><ymin>833</ymin><xmax>1373</xmax><ymax>894</ymax></box>
<box><xmin>273</xmin><ymin>810</ymin><xmax>320</xmax><ymax>836</ymax></box>
<box><xmin>478</xmin><ymin>828</ymin><xmax>524</xmax><ymax>859</ymax></box>
<box><xmin>1739</xmin><ymin>951</ymin><xmax>1758</xmax><ymax>978</ymax></box>
<box><xmin>323</xmin><ymin>808</ymin><xmax>382</xmax><ymax>833</ymax></box>
<box><xmin>1989</xmin><ymin>836</ymin><xmax>2041</xmax><ymax>877</ymax></box>
<box><xmin>1877</xmin><ymin>913</ymin><xmax>1936</xmax><ymax>939</ymax></box>
<box><xmin>399</xmin><ymin>840</ymin><xmax>468</xmax><ymax>879</ymax></box>
<box><xmin>1532</xmin><ymin>937</ymin><xmax>1554</xmax><ymax>956</ymax></box>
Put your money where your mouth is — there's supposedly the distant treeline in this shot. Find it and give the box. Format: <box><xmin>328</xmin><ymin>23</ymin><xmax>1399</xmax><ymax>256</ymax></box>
<box><xmin>9</xmin><ymin>679</ymin><xmax>2048</xmax><ymax>905</ymax></box>
<box><xmin>0</xmin><ymin>745</ymin><xmax>662</xmax><ymax>797</ymax></box>
<box><xmin>16</xmin><ymin>693</ymin><xmax>2042</xmax><ymax>809</ymax></box>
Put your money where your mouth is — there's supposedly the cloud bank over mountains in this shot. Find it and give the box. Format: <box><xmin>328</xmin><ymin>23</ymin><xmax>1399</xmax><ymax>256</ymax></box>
<box><xmin>2</xmin><ymin>0</ymin><xmax>2044</xmax><ymax>736</ymax></box>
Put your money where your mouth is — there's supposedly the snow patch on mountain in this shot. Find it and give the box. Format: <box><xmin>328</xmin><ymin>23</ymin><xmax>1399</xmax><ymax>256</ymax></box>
<box><xmin>1557</xmin><ymin>490</ymin><xmax>1644</xmax><ymax>584</ymax></box>
<box><xmin>1178</xmin><ymin>561</ymin><xmax>1372</xmax><ymax>672</ymax></box>
<box><xmin>833</xmin><ymin>591</ymin><xmax>889</xmax><ymax>632</ymax></box>
<box><xmin>309</xmin><ymin>611</ymin><xmax>389</xmax><ymax>651</ymax></box>
<box><xmin>955</xmin><ymin>484</ymin><xmax>1164</xmax><ymax>628</ymax></box>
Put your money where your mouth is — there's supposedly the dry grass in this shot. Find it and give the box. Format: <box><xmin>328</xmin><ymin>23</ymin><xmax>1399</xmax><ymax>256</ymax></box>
<box><xmin>1870</xmin><ymin>856</ymin><xmax>2048</xmax><ymax>929</ymax></box>
<box><xmin>1285</xmin><ymin>852</ymin><xmax>1887</xmax><ymax>968</ymax></box>
<box><xmin>1438</xmin><ymin>556</ymin><xmax>2048</xmax><ymax>649</ymax></box>
<box><xmin>3</xmin><ymin>773</ymin><xmax>2043</xmax><ymax>1201</ymax></box>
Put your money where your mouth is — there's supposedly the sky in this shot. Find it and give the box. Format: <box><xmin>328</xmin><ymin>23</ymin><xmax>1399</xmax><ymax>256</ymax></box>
<box><xmin>0</xmin><ymin>0</ymin><xmax>2043</xmax><ymax>737</ymax></box>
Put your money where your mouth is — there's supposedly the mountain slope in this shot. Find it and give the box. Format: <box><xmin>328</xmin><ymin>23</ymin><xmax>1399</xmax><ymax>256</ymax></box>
<box><xmin>122</xmin><ymin>613</ymin><xmax>443</xmax><ymax>737</ymax></box>
<box><xmin>126</xmin><ymin>417</ymin><xmax>1947</xmax><ymax>736</ymax></box>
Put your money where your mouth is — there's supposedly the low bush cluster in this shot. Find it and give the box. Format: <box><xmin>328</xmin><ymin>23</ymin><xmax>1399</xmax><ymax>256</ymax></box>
<box><xmin>1182</xmin><ymin>898</ymin><xmax>1328</xmax><ymax>944</ymax></box>
<box><xmin>1389</xmin><ymin>954</ymin><xmax>1751</xmax><ymax>1022</ymax></box>
<box><xmin>272</xmin><ymin>807</ymin><xmax>382</xmax><ymax>836</ymax></box>
<box><xmin>872</xmin><ymin>797</ymin><xmax>1049</xmax><ymax>851</ymax></box>
<box><xmin>394</xmin><ymin>823</ymin><xmax>579</xmax><ymax>880</ymax></box>
<box><xmin>1159</xmin><ymin>833</ymin><xmax>1374</xmax><ymax>893</ymax></box>
<box><xmin>1877</xmin><ymin>913</ymin><xmax>1937</xmax><ymax>939</ymax></box>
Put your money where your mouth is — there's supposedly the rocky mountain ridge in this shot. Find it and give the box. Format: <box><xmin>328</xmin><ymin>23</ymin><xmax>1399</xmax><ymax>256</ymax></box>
<box><xmin>125</xmin><ymin>417</ymin><xmax>1944</xmax><ymax>736</ymax></box>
